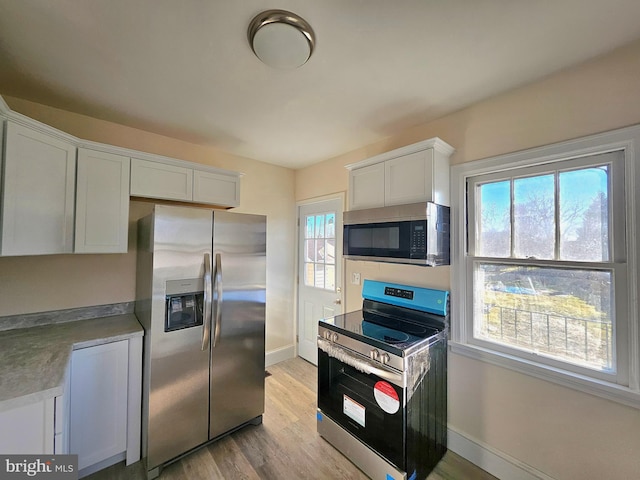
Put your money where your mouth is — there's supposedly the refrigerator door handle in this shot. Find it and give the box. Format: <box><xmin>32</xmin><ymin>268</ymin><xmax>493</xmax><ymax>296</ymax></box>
<box><xmin>212</xmin><ymin>253</ymin><xmax>223</xmax><ymax>348</ymax></box>
<box><xmin>201</xmin><ymin>253</ymin><xmax>212</xmax><ymax>351</ymax></box>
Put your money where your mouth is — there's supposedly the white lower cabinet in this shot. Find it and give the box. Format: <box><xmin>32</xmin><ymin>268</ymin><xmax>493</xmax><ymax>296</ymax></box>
<box><xmin>0</xmin><ymin>398</ymin><xmax>55</xmax><ymax>454</ymax></box>
<box><xmin>69</xmin><ymin>338</ymin><xmax>141</xmax><ymax>476</ymax></box>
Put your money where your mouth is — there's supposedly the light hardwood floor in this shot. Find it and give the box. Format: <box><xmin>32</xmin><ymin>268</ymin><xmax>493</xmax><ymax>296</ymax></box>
<box><xmin>87</xmin><ymin>357</ymin><xmax>496</xmax><ymax>480</ymax></box>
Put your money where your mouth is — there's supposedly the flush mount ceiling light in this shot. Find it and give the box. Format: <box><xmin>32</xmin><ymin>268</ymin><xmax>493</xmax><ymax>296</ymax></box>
<box><xmin>248</xmin><ymin>9</ymin><xmax>315</xmax><ymax>69</ymax></box>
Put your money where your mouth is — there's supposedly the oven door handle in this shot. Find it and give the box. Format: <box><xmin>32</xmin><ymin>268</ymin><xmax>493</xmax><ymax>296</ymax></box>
<box><xmin>317</xmin><ymin>337</ymin><xmax>404</xmax><ymax>388</ymax></box>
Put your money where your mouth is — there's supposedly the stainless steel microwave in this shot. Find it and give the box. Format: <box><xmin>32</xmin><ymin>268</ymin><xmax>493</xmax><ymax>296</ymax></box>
<box><xmin>343</xmin><ymin>202</ymin><xmax>450</xmax><ymax>266</ymax></box>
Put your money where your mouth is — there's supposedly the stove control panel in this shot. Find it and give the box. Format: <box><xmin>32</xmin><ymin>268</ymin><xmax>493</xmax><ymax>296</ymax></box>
<box><xmin>384</xmin><ymin>286</ymin><xmax>414</xmax><ymax>300</ymax></box>
<box><xmin>363</xmin><ymin>279</ymin><xmax>449</xmax><ymax>316</ymax></box>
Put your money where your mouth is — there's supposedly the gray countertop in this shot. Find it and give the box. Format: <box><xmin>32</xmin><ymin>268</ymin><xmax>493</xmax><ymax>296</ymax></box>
<box><xmin>0</xmin><ymin>314</ymin><xmax>143</xmax><ymax>412</ymax></box>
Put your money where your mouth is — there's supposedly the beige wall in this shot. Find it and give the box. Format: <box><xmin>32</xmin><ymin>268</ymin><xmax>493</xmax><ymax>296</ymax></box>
<box><xmin>295</xmin><ymin>39</ymin><xmax>640</xmax><ymax>479</ymax></box>
<box><xmin>0</xmin><ymin>98</ymin><xmax>296</xmax><ymax>353</ymax></box>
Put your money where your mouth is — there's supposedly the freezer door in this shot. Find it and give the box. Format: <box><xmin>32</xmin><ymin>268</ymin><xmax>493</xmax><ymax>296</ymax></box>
<box><xmin>147</xmin><ymin>205</ymin><xmax>212</xmax><ymax>470</ymax></box>
<box><xmin>210</xmin><ymin>211</ymin><xmax>266</xmax><ymax>439</ymax></box>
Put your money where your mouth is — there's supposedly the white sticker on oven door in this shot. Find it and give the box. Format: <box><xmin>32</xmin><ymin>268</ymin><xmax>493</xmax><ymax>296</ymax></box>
<box><xmin>343</xmin><ymin>394</ymin><xmax>366</xmax><ymax>427</ymax></box>
<box><xmin>374</xmin><ymin>381</ymin><xmax>400</xmax><ymax>414</ymax></box>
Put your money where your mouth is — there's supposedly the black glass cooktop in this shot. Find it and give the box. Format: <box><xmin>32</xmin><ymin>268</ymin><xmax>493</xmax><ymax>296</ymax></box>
<box><xmin>320</xmin><ymin>306</ymin><xmax>443</xmax><ymax>354</ymax></box>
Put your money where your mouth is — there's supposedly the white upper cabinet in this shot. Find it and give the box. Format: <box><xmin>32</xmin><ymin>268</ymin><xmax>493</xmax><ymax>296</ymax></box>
<box><xmin>0</xmin><ymin>97</ymin><xmax>243</xmax><ymax>257</ymax></box>
<box><xmin>75</xmin><ymin>149</ymin><xmax>130</xmax><ymax>253</ymax></box>
<box><xmin>1</xmin><ymin>121</ymin><xmax>76</xmax><ymax>256</ymax></box>
<box><xmin>130</xmin><ymin>158</ymin><xmax>193</xmax><ymax>201</ymax></box>
<box><xmin>347</xmin><ymin>138</ymin><xmax>454</xmax><ymax>210</ymax></box>
<box><xmin>131</xmin><ymin>157</ymin><xmax>240</xmax><ymax>207</ymax></box>
<box><xmin>349</xmin><ymin>162</ymin><xmax>385</xmax><ymax>210</ymax></box>
<box><xmin>193</xmin><ymin>169</ymin><xmax>240</xmax><ymax>207</ymax></box>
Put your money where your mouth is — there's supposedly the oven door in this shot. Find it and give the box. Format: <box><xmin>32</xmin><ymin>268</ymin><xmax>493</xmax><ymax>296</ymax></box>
<box><xmin>318</xmin><ymin>347</ymin><xmax>406</xmax><ymax>469</ymax></box>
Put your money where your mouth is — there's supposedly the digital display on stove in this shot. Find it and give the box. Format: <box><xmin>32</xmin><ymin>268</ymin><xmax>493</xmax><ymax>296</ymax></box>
<box><xmin>384</xmin><ymin>286</ymin><xmax>414</xmax><ymax>300</ymax></box>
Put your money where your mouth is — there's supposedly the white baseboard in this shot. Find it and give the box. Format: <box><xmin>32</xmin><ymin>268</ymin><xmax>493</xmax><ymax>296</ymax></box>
<box><xmin>265</xmin><ymin>344</ymin><xmax>296</xmax><ymax>367</ymax></box>
<box><xmin>78</xmin><ymin>452</ymin><xmax>125</xmax><ymax>478</ymax></box>
<box><xmin>448</xmin><ymin>426</ymin><xmax>555</xmax><ymax>480</ymax></box>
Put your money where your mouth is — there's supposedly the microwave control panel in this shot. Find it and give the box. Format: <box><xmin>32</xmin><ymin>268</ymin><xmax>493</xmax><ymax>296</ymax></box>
<box><xmin>410</xmin><ymin>220</ymin><xmax>427</xmax><ymax>257</ymax></box>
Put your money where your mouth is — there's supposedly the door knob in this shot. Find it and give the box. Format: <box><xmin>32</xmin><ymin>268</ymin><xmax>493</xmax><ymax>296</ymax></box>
<box><xmin>334</xmin><ymin>299</ymin><xmax>342</xmax><ymax>305</ymax></box>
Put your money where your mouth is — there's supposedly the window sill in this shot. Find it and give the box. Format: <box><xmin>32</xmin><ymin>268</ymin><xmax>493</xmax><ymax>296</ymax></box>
<box><xmin>449</xmin><ymin>341</ymin><xmax>640</xmax><ymax>409</ymax></box>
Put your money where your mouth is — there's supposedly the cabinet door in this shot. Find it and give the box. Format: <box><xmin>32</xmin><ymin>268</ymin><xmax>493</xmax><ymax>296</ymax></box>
<box><xmin>130</xmin><ymin>158</ymin><xmax>193</xmax><ymax>201</ymax></box>
<box><xmin>75</xmin><ymin>149</ymin><xmax>130</xmax><ymax>253</ymax></box>
<box><xmin>193</xmin><ymin>169</ymin><xmax>240</xmax><ymax>207</ymax></box>
<box><xmin>0</xmin><ymin>398</ymin><xmax>55</xmax><ymax>454</ymax></box>
<box><xmin>70</xmin><ymin>340</ymin><xmax>128</xmax><ymax>471</ymax></box>
<box><xmin>1</xmin><ymin>121</ymin><xmax>76</xmax><ymax>255</ymax></box>
<box><xmin>384</xmin><ymin>149</ymin><xmax>434</xmax><ymax>206</ymax></box>
<box><xmin>349</xmin><ymin>163</ymin><xmax>385</xmax><ymax>210</ymax></box>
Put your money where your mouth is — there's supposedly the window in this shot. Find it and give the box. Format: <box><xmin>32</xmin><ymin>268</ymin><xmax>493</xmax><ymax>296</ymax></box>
<box><xmin>451</xmin><ymin>126</ymin><xmax>640</xmax><ymax>407</ymax></box>
<box><xmin>303</xmin><ymin>212</ymin><xmax>336</xmax><ymax>290</ymax></box>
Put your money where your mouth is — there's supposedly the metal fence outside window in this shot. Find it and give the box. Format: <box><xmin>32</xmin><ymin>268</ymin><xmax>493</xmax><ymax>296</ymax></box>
<box><xmin>483</xmin><ymin>305</ymin><xmax>612</xmax><ymax>369</ymax></box>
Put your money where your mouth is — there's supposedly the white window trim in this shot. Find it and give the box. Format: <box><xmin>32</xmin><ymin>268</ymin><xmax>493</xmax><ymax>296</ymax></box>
<box><xmin>451</xmin><ymin>125</ymin><xmax>640</xmax><ymax>409</ymax></box>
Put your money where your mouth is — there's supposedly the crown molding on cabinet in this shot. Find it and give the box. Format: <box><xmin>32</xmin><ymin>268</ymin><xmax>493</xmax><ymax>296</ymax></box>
<box><xmin>0</xmin><ymin>95</ymin><xmax>244</xmax><ymax>178</ymax></box>
<box><xmin>345</xmin><ymin>137</ymin><xmax>455</xmax><ymax>171</ymax></box>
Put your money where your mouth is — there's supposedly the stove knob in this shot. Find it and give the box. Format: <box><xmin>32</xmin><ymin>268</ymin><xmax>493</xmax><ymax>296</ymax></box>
<box><xmin>331</xmin><ymin>332</ymin><xmax>339</xmax><ymax>342</ymax></box>
<box><xmin>380</xmin><ymin>353</ymin><xmax>390</xmax><ymax>365</ymax></box>
<box><xmin>323</xmin><ymin>331</ymin><xmax>331</xmax><ymax>340</ymax></box>
<box><xmin>369</xmin><ymin>349</ymin><xmax>380</xmax><ymax>361</ymax></box>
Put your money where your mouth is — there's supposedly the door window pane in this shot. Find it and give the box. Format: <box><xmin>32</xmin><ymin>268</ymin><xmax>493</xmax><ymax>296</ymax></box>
<box><xmin>326</xmin><ymin>239</ymin><xmax>335</xmax><ymax>264</ymax></box>
<box><xmin>314</xmin><ymin>264</ymin><xmax>325</xmax><ymax>288</ymax></box>
<box><xmin>304</xmin><ymin>211</ymin><xmax>337</xmax><ymax>291</ymax></box>
<box><xmin>315</xmin><ymin>215</ymin><xmax>325</xmax><ymax>238</ymax></box>
<box><xmin>304</xmin><ymin>239</ymin><xmax>315</xmax><ymax>262</ymax></box>
<box><xmin>306</xmin><ymin>216</ymin><xmax>315</xmax><ymax>239</ymax></box>
<box><xmin>316</xmin><ymin>240</ymin><xmax>325</xmax><ymax>262</ymax></box>
<box><xmin>326</xmin><ymin>213</ymin><xmax>336</xmax><ymax>237</ymax></box>
<box><xmin>474</xmin><ymin>263</ymin><xmax>613</xmax><ymax>371</ymax></box>
<box><xmin>325</xmin><ymin>265</ymin><xmax>335</xmax><ymax>290</ymax></box>
<box><xmin>304</xmin><ymin>263</ymin><xmax>314</xmax><ymax>286</ymax></box>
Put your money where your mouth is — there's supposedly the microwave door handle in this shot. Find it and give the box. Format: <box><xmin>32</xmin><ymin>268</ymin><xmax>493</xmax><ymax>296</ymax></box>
<box><xmin>201</xmin><ymin>253</ymin><xmax>212</xmax><ymax>351</ymax></box>
<box><xmin>212</xmin><ymin>253</ymin><xmax>222</xmax><ymax>348</ymax></box>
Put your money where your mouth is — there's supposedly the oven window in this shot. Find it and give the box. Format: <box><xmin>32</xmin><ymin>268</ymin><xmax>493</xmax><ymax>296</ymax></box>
<box><xmin>318</xmin><ymin>351</ymin><xmax>405</xmax><ymax>469</ymax></box>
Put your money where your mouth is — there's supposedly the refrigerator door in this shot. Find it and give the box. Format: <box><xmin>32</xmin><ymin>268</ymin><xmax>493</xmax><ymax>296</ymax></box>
<box><xmin>210</xmin><ymin>210</ymin><xmax>266</xmax><ymax>439</ymax></box>
<box><xmin>147</xmin><ymin>205</ymin><xmax>212</xmax><ymax>470</ymax></box>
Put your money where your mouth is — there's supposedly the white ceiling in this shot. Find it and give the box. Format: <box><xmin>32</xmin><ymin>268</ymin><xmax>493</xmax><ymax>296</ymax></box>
<box><xmin>1</xmin><ymin>1</ymin><xmax>640</xmax><ymax>169</ymax></box>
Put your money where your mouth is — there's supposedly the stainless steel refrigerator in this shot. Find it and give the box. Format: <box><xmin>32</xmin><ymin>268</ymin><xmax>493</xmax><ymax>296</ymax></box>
<box><xmin>135</xmin><ymin>205</ymin><xmax>266</xmax><ymax>479</ymax></box>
